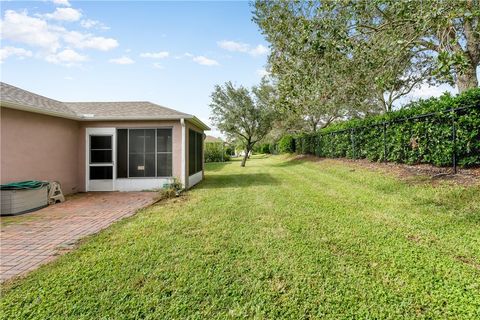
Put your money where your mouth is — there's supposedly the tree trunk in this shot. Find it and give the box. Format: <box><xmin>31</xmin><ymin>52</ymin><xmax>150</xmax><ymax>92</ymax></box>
<box><xmin>309</xmin><ymin>117</ymin><xmax>318</xmax><ymax>132</ymax></box>
<box><xmin>460</xmin><ymin>12</ymin><xmax>479</xmax><ymax>92</ymax></box>
<box><xmin>241</xmin><ymin>148</ymin><xmax>249</xmax><ymax>167</ymax></box>
<box><xmin>457</xmin><ymin>64</ymin><xmax>479</xmax><ymax>93</ymax></box>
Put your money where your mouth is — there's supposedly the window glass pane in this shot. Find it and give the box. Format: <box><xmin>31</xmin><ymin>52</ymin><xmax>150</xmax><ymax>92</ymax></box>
<box><xmin>145</xmin><ymin>129</ymin><xmax>156</xmax><ymax>153</ymax></box>
<box><xmin>129</xmin><ymin>153</ymin><xmax>145</xmax><ymax>177</ymax></box>
<box><xmin>145</xmin><ymin>153</ymin><xmax>156</xmax><ymax>177</ymax></box>
<box><xmin>157</xmin><ymin>153</ymin><xmax>172</xmax><ymax>177</ymax></box>
<box><xmin>127</xmin><ymin>128</ymin><xmax>174</xmax><ymax>178</ymax></box>
<box><xmin>196</xmin><ymin>132</ymin><xmax>203</xmax><ymax>171</ymax></box>
<box><xmin>129</xmin><ymin>129</ymin><xmax>144</xmax><ymax>154</ymax></box>
<box><xmin>189</xmin><ymin>130</ymin><xmax>196</xmax><ymax>175</ymax></box>
<box><xmin>90</xmin><ymin>150</ymin><xmax>112</xmax><ymax>163</ymax></box>
<box><xmin>90</xmin><ymin>136</ymin><xmax>111</xmax><ymax>149</ymax></box>
<box><xmin>90</xmin><ymin>166</ymin><xmax>112</xmax><ymax>180</ymax></box>
<box><xmin>117</xmin><ymin>129</ymin><xmax>128</xmax><ymax>178</ymax></box>
<box><xmin>188</xmin><ymin>129</ymin><xmax>203</xmax><ymax>175</ymax></box>
<box><xmin>157</xmin><ymin>129</ymin><xmax>172</xmax><ymax>152</ymax></box>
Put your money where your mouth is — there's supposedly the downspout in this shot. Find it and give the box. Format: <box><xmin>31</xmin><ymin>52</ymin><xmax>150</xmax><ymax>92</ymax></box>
<box><xmin>180</xmin><ymin>118</ymin><xmax>187</xmax><ymax>188</ymax></box>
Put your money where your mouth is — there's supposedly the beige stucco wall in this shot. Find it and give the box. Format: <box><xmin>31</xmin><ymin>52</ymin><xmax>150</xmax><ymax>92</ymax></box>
<box><xmin>78</xmin><ymin>120</ymin><xmax>183</xmax><ymax>192</ymax></box>
<box><xmin>1</xmin><ymin>108</ymin><xmax>203</xmax><ymax>193</ymax></box>
<box><xmin>0</xmin><ymin>107</ymin><xmax>80</xmax><ymax>194</ymax></box>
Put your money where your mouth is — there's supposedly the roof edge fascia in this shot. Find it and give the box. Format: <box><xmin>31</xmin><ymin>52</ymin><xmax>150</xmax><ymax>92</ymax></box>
<box><xmin>187</xmin><ymin>116</ymin><xmax>210</xmax><ymax>131</ymax></box>
<box><xmin>81</xmin><ymin>115</ymin><xmax>193</xmax><ymax>121</ymax></box>
<box><xmin>1</xmin><ymin>101</ymin><xmax>79</xmax><ymax>120</ymax></box>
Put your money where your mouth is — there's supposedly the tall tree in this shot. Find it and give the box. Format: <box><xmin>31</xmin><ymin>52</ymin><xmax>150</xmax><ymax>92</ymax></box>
<box><xmin>354</xmin><ymin>0</ymin><xmax>480</xmax><ymax>92</ymax></box>
<box><xmin>253</xmin><ymin>1</ymin><xmax>368</xmax><ymax>131</ymax></box>
<box><xmin>254</xmin><ymin>0</ymin><xmax>479</xmax><ymax>117</ymax></box>
<box><xmin>253</xmin><ymin>1</ymin><xmax>391</xmax><ymax>116</ymax></box>
<box><xmin>210</xmin><ymin>81</ymin><xmax>277</xmax><ymax>167</ymax></box>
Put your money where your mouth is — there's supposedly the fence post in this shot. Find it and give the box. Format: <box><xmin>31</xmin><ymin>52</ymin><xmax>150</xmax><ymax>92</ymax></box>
<box><xmin>452</xmin><ymin>116</ymin><xmax>457</xmax><ymax>174</ymax></box>
<box><xmin>383</xmin><ymin>122</ymin><xmax>387</xmax><ymax>163</ymax></box>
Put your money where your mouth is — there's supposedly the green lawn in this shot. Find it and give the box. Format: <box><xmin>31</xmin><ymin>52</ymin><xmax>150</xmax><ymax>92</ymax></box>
<box><xmin>1</xmin><ymin>155</ymin><xmax>479</xmax><ymax>319</ymax></box>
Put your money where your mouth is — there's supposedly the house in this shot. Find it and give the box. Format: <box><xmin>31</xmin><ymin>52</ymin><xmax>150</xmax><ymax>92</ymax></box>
<box><xmin>0</xmin><ymin>82</ymin><xmax>209</xmax><ymax>194</ymax></box>
<box><xmin>204</xmin><ymin>135</ymin><xmax>223</xmax><ymax>143</ymax></box>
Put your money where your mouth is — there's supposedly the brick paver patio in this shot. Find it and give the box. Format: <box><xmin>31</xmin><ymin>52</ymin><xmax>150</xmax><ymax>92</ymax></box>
<box><xmin>0</xmin><ymin>192</ymin><xmax>157</xmax><ymax>282</ymax></box>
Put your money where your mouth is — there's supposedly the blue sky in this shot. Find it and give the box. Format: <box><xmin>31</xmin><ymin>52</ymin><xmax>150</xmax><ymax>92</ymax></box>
<box><xmin>0</xmin><ymin>0</ymin><xmax>270</xmax><ymax>136</ymax></box>
<box><xmin>1</xmin><ymin>1</ymin><xmax>476</xmax><ymax>136</ymax></box>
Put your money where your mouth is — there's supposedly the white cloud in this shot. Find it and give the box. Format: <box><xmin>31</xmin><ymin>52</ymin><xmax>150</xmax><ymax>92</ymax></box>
<box><xmin>256</xmin><ymin>68</ymin><xmax>270</xmax><ymax>77</ymax></box>
<box><xmin>46</xmin><ymin>49</ymin><xmax>87</xmax><ymax>65</ymax></box>
<box><xmin>176</xmin><ymin>52</ymin><xmax>219</xmax><ymax>66</ymax></box>
<box><xmin>408</xmin><ymin>83</ymin><xmax>456</xmax><ymax>99</ymax></box>
<box><xmin>0</xmin><ymin>10</ymin><xmax>61</xmax><ymax>51</ymax></box>
<box><xmin>109</xmin><ymin>56</ymin><xmax>135</xmax><ymax>65</ymax></box>
<box><xmin>249</xmin><ymin>44</ymin><xmax>269</xmax><ymax>56</ymax></box>
<box><xmin>0</xmin><ymin>46</ymin><xmax>33</xmax><ymax>63</ymax></box>
<box><xmin>44</xmin><ymin>8</ymin><xmax>82</xmax><ymax>22</ymax></box>
<box><xmin>218</xmin><ymin>40</ymin><xmax>249</xmax><ymax>53</ymax></box>
<box><xmin>80</xmin><ymin>19</ymin><xmax>109</xmax><ymax>30</ymax></box>
<box><xmin>174</xmin><ymin>52</ymin><xmax>193</xmax><ymax>59</ymax></box>
<box><xmin>218</xmin><ymin>40</ymin><xmax>269</xmax><ymax>57</ymax></box>
<box><xmin>192</xmin><ymin>55</ymin><xmax>219</xmax><ymax>66</ymax></box>
<box><xmin>62</xmin><ymin>31</ymin><xmax>118</xmax><ymax>51</ymax></box>
<box><xmin>140</xmin><ymin>51</ymin><xmax>169</xmax><ymax>59</ymax></box>
<box><xmin>63</xmin><ymin>31</ymin><xmax>118</xmax><ymax>51</ymax></box>
<box><xmin>64</xmin><ymin>76</ymin><xmax>74</xmax><ymax>80</ymax></box>
<box><xmin>0</xmin><ymin>9</ymin><xmax>118</xmax><ymax>57</ymax></box>
<box><xmin>393</xmin><ymin>83</ymin><xmax>457</xmax><ymax>108</ymax></box>
<box><xmin>153</xmin><ymin>63</ymin><xmax>164</xmax><ymax>69</ymax></box>
<box><xmin>52</xmin><ymin>0</ymin><xmax>71</xmax><ymax>7</ymax></box>
<box><xmin>80</xmin><ymin>36</ymin><xmax>117</xmax><ymax>51</ymax></box>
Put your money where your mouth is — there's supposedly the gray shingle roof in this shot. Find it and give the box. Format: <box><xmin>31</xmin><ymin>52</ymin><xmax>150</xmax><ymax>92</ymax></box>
<box><xmin>0</xmin><ymin>82</ymin><xmax>77</xmax><ymax>117</ymax></box>
<box><xmin>205</xmin><ymin>135</ymin><xmax>223</xmax><ymax>143</ymax></box>
<box><xmin>64</xmin><ymin>101</ymin><xmax>190</xmax><ymax>119</ymax></box>
<box><xmin>0</xmin><ymin>82</ymin><xmax>207</xmax><ymax>128</ymax></box>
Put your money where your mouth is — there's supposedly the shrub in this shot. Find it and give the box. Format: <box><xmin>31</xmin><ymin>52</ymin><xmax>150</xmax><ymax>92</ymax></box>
<box><xmin>269</xmin><ymin>143</ymin><xmax>279</xmax><ymax>154</ymax></box>
<box><xmin>289</xmin><ymin>88</ymin><xmax>480</xmax><ymax>167</ymax></box>
<box><xmin>156</xmin><ymin>178</ymin><xmax>183</xmax><ymax>201</ymax></box>
<box><xmin>205</xmin><ymin>142</ymin><xmax>230</xmax><ymax>162</ymax></box>
<box><xmin>257</xmin><ymin>143</ymin><xmax>271</xmax><ymax>154</ymax></box>
<box><xmin>225</xmin><ymin>145</ymin><xmax>235</xmax><ymax>156</ymax></box>
<box><xmin>278</xmin><ymin>134</ymin><xmax>296</xmax><ymax>153</ymax></box>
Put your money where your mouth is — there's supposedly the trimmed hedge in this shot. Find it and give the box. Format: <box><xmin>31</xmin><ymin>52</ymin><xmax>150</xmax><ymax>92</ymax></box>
<box><xmin>290</xmin><ymin>88</ymin><xmax>480</xmax><ymax>167</ymax></box>
<box><xmin>255</xmin><ymin>143</ymin><xmax>272</xmax><ymax>154</ymax></box>
<box><xmin>278</xmin><ymin>134</ymin><xmax>296</xmax><ymax>153</ymax></box>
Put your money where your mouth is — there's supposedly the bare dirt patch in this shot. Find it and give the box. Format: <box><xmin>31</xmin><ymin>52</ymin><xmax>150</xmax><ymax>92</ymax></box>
<box><xmin>455</xmin><ymin>255</ymin><xmax>480</xmax><ymax>271</ymax></box>
<box><xmin>292</xmin><ymin>155</ymin><xmax>480</xmax><ymax>186</ymax></box>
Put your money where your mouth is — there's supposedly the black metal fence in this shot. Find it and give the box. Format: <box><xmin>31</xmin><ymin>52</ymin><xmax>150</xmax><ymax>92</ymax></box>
<box><xmin>294</xmin><ymin>104</ymin><xmax>480</xmax><ymax>173</ymax></box>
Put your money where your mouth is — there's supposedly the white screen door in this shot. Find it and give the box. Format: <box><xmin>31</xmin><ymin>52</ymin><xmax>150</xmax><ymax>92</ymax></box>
<box><xmin>86</xmin><ymin>128</ymin><xmax>116</xmax><ymax>191</ymax></box>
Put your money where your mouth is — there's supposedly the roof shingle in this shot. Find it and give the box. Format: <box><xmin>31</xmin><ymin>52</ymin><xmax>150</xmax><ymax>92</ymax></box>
<box><xmin>0</xmin><ymin>82</ymin><xmax>198</xmax><ymax>123</ymax></box>
<box><xmin>0</xmin><ymin>82</ymin><xmax>77</xmax><ymax>117</ymax></box>
<box><xmin>64</xmin><ymin>101</ymin><xmax>190</xmax><ymax>119</ymax></box>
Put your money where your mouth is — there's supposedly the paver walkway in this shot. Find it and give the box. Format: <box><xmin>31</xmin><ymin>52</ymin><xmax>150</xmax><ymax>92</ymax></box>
<box><xmin>0</xmin><ymin>192</ymin><xmax>157</xmax><ymax>282</ymax></box>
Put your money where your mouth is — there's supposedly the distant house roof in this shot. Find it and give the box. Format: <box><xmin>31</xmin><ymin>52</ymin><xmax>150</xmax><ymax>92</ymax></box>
<box><xmin>205</xmin><ymin>135</ymin><xmax>223</xmax><ymax>143</ymax></box>
<box><xmin>0</xmin><ymin>82</ymin><xmax>209</xmax><ymax>130</ymax></box>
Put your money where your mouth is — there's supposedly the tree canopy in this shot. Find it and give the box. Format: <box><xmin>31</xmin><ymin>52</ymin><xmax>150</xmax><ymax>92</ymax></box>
<box><xmin>253</xmin><ymin>0</ymin><xmax>479</xmax><ymax>125</ymax></box>
<box><xmin>209</xmin><ymin>80</ymin><xmax>277</xmax><ymax>166</ymax></box>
